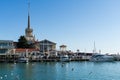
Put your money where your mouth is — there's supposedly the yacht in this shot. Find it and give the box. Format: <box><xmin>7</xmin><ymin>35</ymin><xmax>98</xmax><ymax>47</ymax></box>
<box><xmin>60</xmin><ymin>55</ymin><xmax>71</xmax><ymax>62</ymax></box>
<box><xmin>90</xmin><ymin>54</ymin><xmax>114</xmax><ymax>62</ymax></box>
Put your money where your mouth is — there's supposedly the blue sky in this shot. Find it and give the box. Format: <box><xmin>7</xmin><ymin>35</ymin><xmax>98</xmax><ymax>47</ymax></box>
<box><xmin>0</xmin><ymin>0</ymin><xmax>120</xmax><ymax>54</ymax></box>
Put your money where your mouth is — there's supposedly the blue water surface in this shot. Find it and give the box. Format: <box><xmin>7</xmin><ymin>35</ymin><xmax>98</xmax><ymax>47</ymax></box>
<box><xmin>0</xmin><ymin>61</ymin><xmax>119</xmax><ymax>80</ymax></box>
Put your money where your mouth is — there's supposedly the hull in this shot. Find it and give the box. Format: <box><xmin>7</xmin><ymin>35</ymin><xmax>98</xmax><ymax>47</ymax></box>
<box><xmin>90</xmin><ymin>54</ymin><xmax>114</xmax><ymax>62</ymax></box>
<box><xmin>90</xmin><ymin>58</ymin><xmax>114</xmax><ymax>62</ymax></box>
<box><xmin>18</xmin><ymin>57</ymin><xmax>29</xmax><ymax>63</ymax></box>
<box><xmin>60</xmin><ymin>55</ymin><xmax>71</xmax><ymax>62</ymax></box>
<box><xmin>60</xmin><ymin>58</ymin><xmax>71</xmax><ymax>62</ymax></box>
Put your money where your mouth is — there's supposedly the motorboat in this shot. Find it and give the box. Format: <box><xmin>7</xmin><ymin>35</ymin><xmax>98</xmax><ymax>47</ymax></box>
<box><xmin>18</xmin><ymin>57</ymin><xmax>29</xmax><ymax>63</ymax></box>
<box><xmin>60</xmin><ymin>55</ymin><xmax>71</xmax><ymax>62</ymax></box>
<box><xmin>90</xmin><ymin>54</ymin><xmax>114</xmax><ymax>62</ymax></box>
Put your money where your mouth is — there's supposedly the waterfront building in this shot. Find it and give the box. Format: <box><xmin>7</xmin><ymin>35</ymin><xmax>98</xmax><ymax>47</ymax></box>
<box><xmin>60</xmin><ymin>45</ymin><xmax>67</xmax><ymax>51</ymax></box>
<box><xmin>58</xmin><ymin>45</ymin><xmax>68</xmax><ymax>55</ymax></box>
<box><xmin>39</xmin><ymin>39</ymin><xmax>56</xmax><ymax>55</ymax></box>
<box><xmin>11</xmin><ymin>48</ymin><xmax>40</xmax><ymax>60</ymax></box>
<box><xmin>0</xmin><ymin>40</ymin><xmax>14</xmax><ymax>62</ymax></box>
<box><xmin>76</xmin><ymin>52</ymin><xmax>92</xmax><ymax>60</ymax></box>
<box><xmin>0</xmin><ymin>40</ymin><xmax>14</xmax><ymax>54</ymax></box>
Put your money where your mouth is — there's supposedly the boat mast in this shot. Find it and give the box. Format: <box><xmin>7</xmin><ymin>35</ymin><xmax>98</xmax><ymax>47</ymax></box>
<box><xmin>93</xmin><ymin>41</ymin><xmax>96</xmax><ymax>54</ymax></box>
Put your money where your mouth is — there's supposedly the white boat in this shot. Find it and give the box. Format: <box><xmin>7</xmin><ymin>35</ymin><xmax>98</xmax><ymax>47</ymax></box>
<box><xmin>90</xmin><ymin>54</ymin><xmax>114</xmax><ymax>62</ymax></box>
<box><xmin>18</xmin><ymin>57</ymin><xmax>29</xmax><ymax>63</ymax></box>
<box><xmin>60</xmin><ymin>55</ymin><xmax>71</xmax><ymax>62</ymax></box>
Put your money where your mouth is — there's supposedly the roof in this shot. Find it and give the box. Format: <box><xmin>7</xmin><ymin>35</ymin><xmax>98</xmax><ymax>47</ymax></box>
<box><xmin>77</xmin><ymin>52</ymin><xmax>93</xmax><ymax>56</ymax></box>
<box><xmin>40</xmin><ymin>39</ymin><xmax>56</xmax><ymax>44</ymax></box>
<box><xmin>14</xmin><ymin>48</ymin><xmax>39</xmax><ymax>53</ymax></box>
<box><xmin>60</xmin><ymin>45</ymin><xmax>67</xmax><ymax>47</ymax></box>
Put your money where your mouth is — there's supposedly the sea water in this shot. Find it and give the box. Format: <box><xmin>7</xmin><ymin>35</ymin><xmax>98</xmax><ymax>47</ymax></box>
<box><xmin>0</xmin><ymin>61</ymin><xmax>120</xmax><ymax>80</ymax></box>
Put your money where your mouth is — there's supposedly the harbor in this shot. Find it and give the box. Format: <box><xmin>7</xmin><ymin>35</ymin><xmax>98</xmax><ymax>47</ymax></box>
<box><xmin>0</xmin><ymin>0</ymin><xmax>120</xmax><ymax>63</ymax></box>
<box><xmin>1</xmin><ymin>0</ymin><xmax>120</xmax><ymax>80</ymax></box>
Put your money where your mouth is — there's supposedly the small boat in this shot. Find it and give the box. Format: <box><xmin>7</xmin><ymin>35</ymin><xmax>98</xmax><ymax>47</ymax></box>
<box><xmin>60</xmin><ymin>55</ymin><xmax>71</xmax><ymax>62</ymax></box>
<box><xmin>18</xmin><ymin>57</ymin><xmax>29</xmax><ymax>63</ymax></box>
<box><xmin>90</xmin><ymin>54</ymin><xmax>114</xmax><ymax>62</ymax></box>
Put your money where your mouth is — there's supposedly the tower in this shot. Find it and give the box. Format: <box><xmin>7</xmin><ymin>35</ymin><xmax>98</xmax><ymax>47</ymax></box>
<box><xmin>25</xmin><ymin>1</ymin><xmax>35</xmax><ymax>43</ymax></box>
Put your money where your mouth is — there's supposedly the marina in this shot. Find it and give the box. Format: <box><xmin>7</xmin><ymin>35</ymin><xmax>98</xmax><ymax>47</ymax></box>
<box><xmin>0</xmin><ymin>61</ymin><xmax>120</xmax><ymax>80</ymax></box>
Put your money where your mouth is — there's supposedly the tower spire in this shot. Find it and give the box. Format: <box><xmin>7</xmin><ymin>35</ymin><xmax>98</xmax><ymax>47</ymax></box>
<box><xmin>25</xmin><ymin>0</ymin><xmax>35</xmax><ymax>43</ymax></box>
<box><xmin>28</xmin><ymin>0</ymin><xmax>30</xmax><ymax>29</ymax></box>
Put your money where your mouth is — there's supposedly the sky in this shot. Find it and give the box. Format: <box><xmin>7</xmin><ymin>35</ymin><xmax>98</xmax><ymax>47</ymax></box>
<box><xmin>0</xmin><ymin>0</ymin><xmax>120</xmax><ymax>54</ymax></box>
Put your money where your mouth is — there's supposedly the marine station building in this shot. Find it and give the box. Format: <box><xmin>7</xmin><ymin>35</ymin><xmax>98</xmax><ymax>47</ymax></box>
<box><xmin>0</xmin><ymin>2</ymin><xmax>95</xmax><ymax>62</ymax></box>
<box><xmin>0</xmin><ymin>7</ymin><xmax>56</xmax><ymax>57</ymax></box>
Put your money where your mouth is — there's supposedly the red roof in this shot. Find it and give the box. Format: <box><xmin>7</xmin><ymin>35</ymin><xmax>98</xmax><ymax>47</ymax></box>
<box><xmin>14</xmin><ymin>48</ymin><xmax>39</xmax><ymax>53</ymax></box>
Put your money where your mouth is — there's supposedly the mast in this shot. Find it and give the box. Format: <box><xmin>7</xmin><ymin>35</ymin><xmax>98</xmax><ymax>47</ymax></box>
<box><xmin>93</xmin><ymin>41</ymin><xmax>96</xmax><ymax>53</ymax></box>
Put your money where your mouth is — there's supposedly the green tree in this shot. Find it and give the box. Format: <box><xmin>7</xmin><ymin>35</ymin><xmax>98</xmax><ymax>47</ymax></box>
<box><xmin>17</xmin><ymin>36</ymin><xmax>29</xmax><ymax>48</ymax></box>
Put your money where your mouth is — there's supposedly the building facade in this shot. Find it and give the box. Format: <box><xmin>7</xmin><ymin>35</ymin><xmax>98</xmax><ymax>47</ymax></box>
<box><xmin>0</xmin><ymin>40</ymin><xmax>14</xmax><ymax>54</ymax></box>
<box><xmin>39</xmin><ymin>39</ymin><xmax>56</xmax><ymax>54</ymax></box>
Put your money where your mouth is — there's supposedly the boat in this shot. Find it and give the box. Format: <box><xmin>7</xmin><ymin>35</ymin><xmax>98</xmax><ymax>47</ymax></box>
<box><xmin>18</xmin><ymin>57</ymin><xmax>29</xmax><ymax>63</ymax></box>
<box><xmin>90</xmin><ymin>54</ymin><xmax>114</xmax><ymax>62</ymax></box>
<box><xmin>60</xmin><ymin>55</ymin><xmax>71</xmax><ymax>62</ymax></box>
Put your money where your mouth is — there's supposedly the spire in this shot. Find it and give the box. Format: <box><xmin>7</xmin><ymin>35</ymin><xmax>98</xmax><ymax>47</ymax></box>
<box><xmin>28</xmin><ymin>0</ymin><xmax>30</xmax><ymax>29</ymax></box>
<box><xmin>25</xmin><ymin>0</ymin><xmax>35</xmax><ymax>42</ymax></box>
